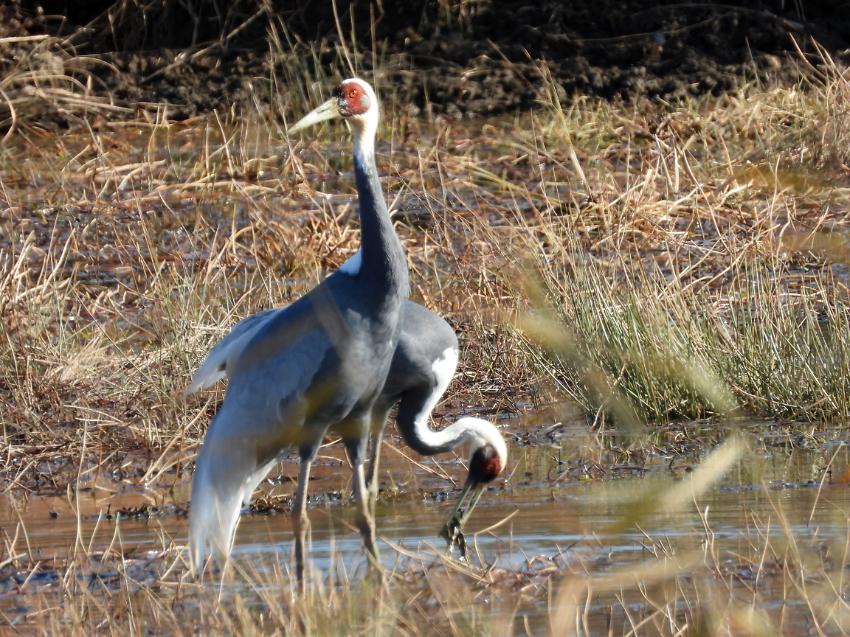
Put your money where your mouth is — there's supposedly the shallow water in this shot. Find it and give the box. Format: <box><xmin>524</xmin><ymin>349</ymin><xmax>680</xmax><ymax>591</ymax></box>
<box><xmin>3</xmin><ymin>430</ymin><xmax>850</xmax><ymax>633</ymax></box>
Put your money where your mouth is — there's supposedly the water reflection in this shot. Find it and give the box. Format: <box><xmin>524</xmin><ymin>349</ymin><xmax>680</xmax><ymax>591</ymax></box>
<box><xmin>2</xmin><ymin>436</ymin><xmax>849</xmax><ymax>633</ymax></box>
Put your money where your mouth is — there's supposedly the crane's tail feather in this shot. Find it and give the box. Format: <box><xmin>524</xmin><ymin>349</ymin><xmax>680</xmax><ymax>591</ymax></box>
<box><xmin>184</xmin><ymin>337</ymin><xmax>238</xmax><ymax>397</ymax></box>
<box><xmin>184</xmin><ymin>309</ymin><xmax>279</xmax><ymax>398</ymax></box>
<box><xmin>189</xmin><ymin>423</ymin><xmax>276</xmax><ymax>573</ymax></box>
<box><xmin>189</xmin><ymin>441</ymin><xmax>246</xmax><ymax>573</ymax></box>
<box><xmin>184</xmin><ymin>360</ymin><xmax>228</xmax><ymax>397</ymax></box>
<box><xmin>243</xmin><ymin>457</ymin><xmax>277</xmax><ymax>506</ymax></box>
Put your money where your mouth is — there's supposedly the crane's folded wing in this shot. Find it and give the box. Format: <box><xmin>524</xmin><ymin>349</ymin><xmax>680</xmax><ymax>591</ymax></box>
<box><xmin>185</xmin><ymin>307</ymin><xmax>279</xmax><ymax>395</ymax></box>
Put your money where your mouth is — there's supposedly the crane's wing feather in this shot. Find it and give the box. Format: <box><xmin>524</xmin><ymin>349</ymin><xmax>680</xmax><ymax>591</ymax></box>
<box><xmin>184</xmin><ymin>308</ymin><xmax>279</xmax><ymax>396</ymax></box>
<box><xmin>188</xmin><ymin>301</ymin><xmax>339</xmax><ymax>571</ymax></box>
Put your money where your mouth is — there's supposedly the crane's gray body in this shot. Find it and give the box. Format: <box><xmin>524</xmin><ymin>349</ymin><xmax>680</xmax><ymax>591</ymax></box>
<box><xmin>202</xmin><ymin>268</ymin><xmax>404</xmax><ymax>458</ymax></box>
<box><xmin>376</xmin><ymin>303</ymin><xmax>460</xmax><ymax>453</ymax></box>
<box><xmin>192</xmin><ymin>299</ymin><xmax>457</xmax><ymax>461</ymax></box>
<box><xmin>380</xmin><ymin>302</ymin><xmax>457</xmax><ymax>408</ymax></box>
<box><xmin>189</xmin><ymin>99</ymin><xmax>409</xmax><ymax>567</ymax></box>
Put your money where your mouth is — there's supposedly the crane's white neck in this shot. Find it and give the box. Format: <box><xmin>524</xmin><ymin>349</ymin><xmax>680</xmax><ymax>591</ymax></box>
<box><xmin>410</xmin><ymin>347</ymin><xmax>459</xmax><ymax>447</ymax></box>
<box><xmin>351</xmin><ymin>112</ymin><xmax>377</xmax><ymax>163</ymax></box>
<box><xmin>408</xmin><ymin>347</ymin><xmax>508</xmax><ymax>465</ymax></box>
<box><xmin>347</xmin><ymin>79</ymin><xmax>379</xmax><ymax>162</ymax></box>
<box><xmin>413</xmin><ymin>416</ymin><xmax>506</xmax><ymax>461</ymax></box>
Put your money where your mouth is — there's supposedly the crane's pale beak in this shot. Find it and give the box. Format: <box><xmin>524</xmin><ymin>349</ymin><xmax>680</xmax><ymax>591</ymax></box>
<box><xmin>288</xmin><ymin>98</ymin><xmax>340</xmax><ymax>134</ymax></box>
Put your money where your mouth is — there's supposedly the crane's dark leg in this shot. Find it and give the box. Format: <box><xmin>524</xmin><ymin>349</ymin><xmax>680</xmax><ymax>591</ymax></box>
<box><xmin>353</xmin><ymin>461</ymin><xmax>379</xmax><ymax>565</ymax></box>
<box><xmin>292</xmin><ymin>452</ymin><xmax>314</xmax><ymax>592</ymax></box>
<box><xmin>365</xmin><ymin>407</ymin><xmax>391</xmax><ymax>515</ymax></box>
<box><xmin>345</xmin><ymin>424</ymin><xmax>381</xmax><ymax>570</ymax></box>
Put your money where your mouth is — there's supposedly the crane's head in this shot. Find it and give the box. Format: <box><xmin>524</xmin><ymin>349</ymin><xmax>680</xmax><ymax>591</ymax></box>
<box><xmin>468</xmin><ymin>438</ymin><xmax>507</xmax><ymax>486</ymax></box>
<box><xmin>440</xmin><ymin>417</ymin><xmax>508</xmax><ymax>556</ymax></box>
<box><xmin>464</xmin><ymin>418</ymin><xmax>508</xmax><ymax>487</ymax></box>
<box><xmin>288</xmin><ymin>78</ymin><xmax>379</xmax><ymax>138</ymax></box>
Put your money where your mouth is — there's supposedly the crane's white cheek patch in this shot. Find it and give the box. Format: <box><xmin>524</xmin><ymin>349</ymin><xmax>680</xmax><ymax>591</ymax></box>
<box><xmin>339</xmin><ymin>249</ymin><xmax>362</xmax><ymax>275</ymax></box>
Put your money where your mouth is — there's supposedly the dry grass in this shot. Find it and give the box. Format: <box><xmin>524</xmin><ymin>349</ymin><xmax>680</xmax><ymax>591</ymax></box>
<box><xmin>1</xmin><ymin>38</ymin><xmax>849</xmax><ymax>482</ymax></box>
<box><xmin>0</xmin><ymin>33</ymin><xmax>130</xmax><ymax>141</ymax></box>
<box><xmin>2</xmin><ymin>30</ymin><xmax>850</xmax><ymax>635</ymax></box>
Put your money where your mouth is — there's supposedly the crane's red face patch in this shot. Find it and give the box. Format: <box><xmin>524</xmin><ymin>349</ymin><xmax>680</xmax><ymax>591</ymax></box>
<box><xmin>469</xmin><ymin>445</ymin><xmax>503</xmax><ymax>484</ymax></box>
<box><xmin>334</xmin><ymin>81</ymin><xmax>371</xmax><ymax>116</ymax></box>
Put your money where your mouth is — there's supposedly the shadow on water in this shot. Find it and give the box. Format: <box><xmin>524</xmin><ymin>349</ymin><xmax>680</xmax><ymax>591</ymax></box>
<box><xmin>3</xmin><ymin>419</ymin><xmax>850</xmax><ymax>633</ymax></box>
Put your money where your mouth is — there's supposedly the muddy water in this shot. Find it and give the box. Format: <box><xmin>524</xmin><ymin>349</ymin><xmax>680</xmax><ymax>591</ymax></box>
<box><xmin>2</xmin><ymin>433</ymin><xmax>850</xmax><ymax>633</ymax></box>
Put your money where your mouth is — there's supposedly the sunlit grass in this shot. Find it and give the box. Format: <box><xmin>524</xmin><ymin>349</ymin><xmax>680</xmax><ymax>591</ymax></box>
<box><xmin>2</xmin><ymin>25</ymin><xmax>850</xmax><ymax>636</ymax></box>
<box><xmin>519</xmin><ymin>254</ymin><xmax>850</xmax><ymax>424</ymax></box>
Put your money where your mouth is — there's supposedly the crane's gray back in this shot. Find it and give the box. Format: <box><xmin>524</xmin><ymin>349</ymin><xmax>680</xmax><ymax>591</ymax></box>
<box><xmin>381</xmin><ymin>302</ymin><xmax>458</xmax><ymax>402</ymax></box>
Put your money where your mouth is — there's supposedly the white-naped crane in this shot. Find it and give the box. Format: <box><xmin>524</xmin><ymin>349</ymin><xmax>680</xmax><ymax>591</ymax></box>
<box><xmin>187</xmin><ymin>79</ymin><xmax>508</xmax><ymax>581</ymax></box>
<box><xmin>187</xmin><ymin>78</ymin><xmax>408</xmax><ymax>584</ymax></box>
<box><xmin>364</xmin><ymin>302</ymin><xmax>507</xmax><ymax>557</ymax></box>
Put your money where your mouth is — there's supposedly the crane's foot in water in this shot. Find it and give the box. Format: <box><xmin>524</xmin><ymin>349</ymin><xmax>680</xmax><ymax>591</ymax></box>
<box><xmin>439</xmin><ymin>516</ymin><xmax>469</xmax><ymax>560</ymax></box>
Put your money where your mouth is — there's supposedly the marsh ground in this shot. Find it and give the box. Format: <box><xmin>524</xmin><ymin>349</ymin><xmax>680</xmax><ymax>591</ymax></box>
<box><xmin>3</xmin><ymin>13</ymin><xmax>850</xmax><ymax>634</ymax></box>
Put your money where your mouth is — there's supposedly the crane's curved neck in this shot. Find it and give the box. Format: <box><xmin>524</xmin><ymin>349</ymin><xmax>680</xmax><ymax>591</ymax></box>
<box><xmin>402</xmin><ymin>415</ymin><xmax>490</xmax><ymax>456</ymax></box>
<box><xmin>351</xmin><ymin>122</ymin><xmax>408</xmax><ymax>299</ymax></box>
<box><xmin>395</xmin><ymin>347</ymin><xmax>506</xmax><ymax>465</ymax></box>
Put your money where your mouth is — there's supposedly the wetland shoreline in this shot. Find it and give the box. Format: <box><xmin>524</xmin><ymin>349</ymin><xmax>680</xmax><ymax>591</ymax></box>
<box><xmin>3</xmin><ymin>6</ymin><xmax>850</xmax><ymax>632</ymax></box>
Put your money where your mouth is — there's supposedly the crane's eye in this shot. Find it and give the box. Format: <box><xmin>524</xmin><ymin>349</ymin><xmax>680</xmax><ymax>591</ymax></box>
<box><xmin>348</xmin><ymin>89</ymin><xmax>358</xmax><ymax>99</ymax></box>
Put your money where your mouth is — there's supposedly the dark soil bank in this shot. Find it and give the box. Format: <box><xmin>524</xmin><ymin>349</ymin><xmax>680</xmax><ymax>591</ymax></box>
<box><xmin>12</xmin><ymin>1</ymin><xmax>850</xmax><ymax>116</ymax></box>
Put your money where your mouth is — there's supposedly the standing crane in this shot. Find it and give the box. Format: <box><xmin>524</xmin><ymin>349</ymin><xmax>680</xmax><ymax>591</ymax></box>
<box><xmin>188</xmin><ymin>79</ymin><xmax>408</xmax><ymax>583</ymax></box>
